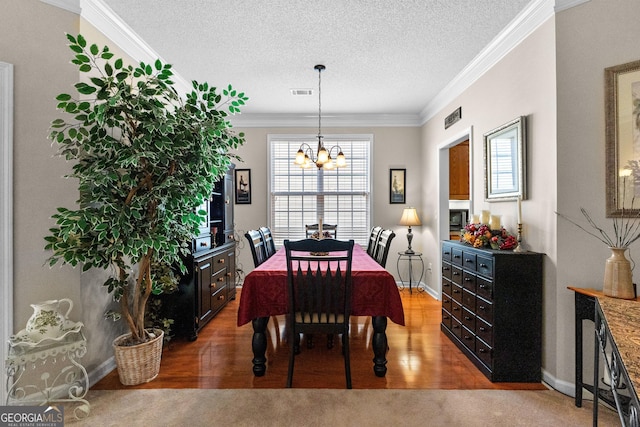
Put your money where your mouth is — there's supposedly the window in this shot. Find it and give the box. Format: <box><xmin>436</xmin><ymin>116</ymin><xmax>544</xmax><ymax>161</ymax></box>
<box><xmin>269</xmin><ymin>134</ymin><xmax>371</xmax><ymax>247</ymax></box>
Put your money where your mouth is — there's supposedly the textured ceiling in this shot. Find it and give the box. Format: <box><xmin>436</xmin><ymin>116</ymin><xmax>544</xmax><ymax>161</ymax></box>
<box><xmin>101</xmin><ymin>0</ymin><xmax>533</xmax><ymax>122</ymax></box>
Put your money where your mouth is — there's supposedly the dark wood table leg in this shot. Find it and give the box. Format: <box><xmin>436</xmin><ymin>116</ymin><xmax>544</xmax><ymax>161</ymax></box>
<box><xmin>573</xmin><ymin>291</ymin><xmax>596</xmax><ymax>407</ymax></box>
<box><xmin>251</xmin><ymin>317</ymin><xmax>268</xmax><ymax>376</ymax></box>
<box><xmin>372</xmin><ymin>316</ymin><xmax>388</xmax><ymax>377</ymax></box>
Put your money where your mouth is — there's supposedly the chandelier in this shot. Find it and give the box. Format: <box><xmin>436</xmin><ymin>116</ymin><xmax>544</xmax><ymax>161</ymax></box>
<box><xmin>294</xmin><ymin>65</ymin><xmax>346</xmax><ymax>169</ymax></box>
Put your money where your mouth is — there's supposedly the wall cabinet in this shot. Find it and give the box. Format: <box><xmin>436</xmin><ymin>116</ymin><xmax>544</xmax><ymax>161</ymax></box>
<box><xmin>449</xmin><ymin>141</ymin><xmax>469</xmax><ymax>200</ymax></box>
<box><xmin>440</xmin><ymin>240</ymin><xmax>543</xmax><ymax>382</ymax></box>
<box><xmin>161</xmin><ymin>165</ymin><xmax>236</xmax><ymax>340</ymax></box>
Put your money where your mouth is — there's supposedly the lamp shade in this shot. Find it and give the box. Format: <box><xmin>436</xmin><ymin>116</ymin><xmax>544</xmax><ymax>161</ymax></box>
<box><xmin>399</xmin><ymin>207</ymin><xmax>421</xmax><ymax>226</ymax></box>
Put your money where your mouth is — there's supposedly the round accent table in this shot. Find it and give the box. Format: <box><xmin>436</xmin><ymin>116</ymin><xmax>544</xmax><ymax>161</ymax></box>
<box><xmin>396</xmin><ymin>251</ymin><xmax>425</xmax><ymax>294</ymax></box>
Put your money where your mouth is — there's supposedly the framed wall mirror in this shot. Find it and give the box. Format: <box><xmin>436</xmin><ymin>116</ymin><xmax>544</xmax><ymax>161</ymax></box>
<box><xmin>605</xmin><ymin>59</ymin><xmax>640</xmax><ymax>217</ymax></box>
<box><xmin>483</xmin><ymin>116</ymin><xmax>527</xmax><ymax>201</ymax></box>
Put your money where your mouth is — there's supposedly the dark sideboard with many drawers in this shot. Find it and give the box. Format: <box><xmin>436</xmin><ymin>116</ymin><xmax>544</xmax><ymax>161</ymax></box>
<box><xmin>440</xmin><ymin>240</ymin><xmax>544</xmax><ymax>382</ymax></box>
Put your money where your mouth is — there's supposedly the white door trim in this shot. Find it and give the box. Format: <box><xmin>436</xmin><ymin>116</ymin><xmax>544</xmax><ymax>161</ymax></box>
<box><xmin>0</xmin><ymin>61</ymin><xmax>14</xmax><ymax>405</ymax></box>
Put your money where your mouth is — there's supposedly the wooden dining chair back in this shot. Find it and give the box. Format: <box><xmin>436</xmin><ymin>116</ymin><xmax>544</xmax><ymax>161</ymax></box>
<box><xmin>259</xmin><ymin>226</ymin><xmax>276</xmax><ymax>258</ymax></box>
<box><xmin>374</xmin><ymin>229</ymin><xmax>396</xmax><ymax>268</ymax></box>
<box><xmin>245</xmin><ymin>229</ymin><xmax>268</xmax><ymax>268</ymax></box>
<box><xmin>305</xmin><ymin>223</ymin><xmax>337</xmax><ymax>239</ymax></box>
<box><xmin>284</xmin><ymin>238</ymin><xmax>355</xmax><ymax>389</ymax></box>
<box><xmin>366</xmin><ymin>226</ymin><xmax>383</xmax><ymax>257</ymax></box>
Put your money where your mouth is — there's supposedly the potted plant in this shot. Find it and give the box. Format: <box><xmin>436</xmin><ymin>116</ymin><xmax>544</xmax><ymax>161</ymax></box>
<box><xmin>44</xmin><ymin>34</ymin><xmax>247</xmax><ymax>384</ymax></box>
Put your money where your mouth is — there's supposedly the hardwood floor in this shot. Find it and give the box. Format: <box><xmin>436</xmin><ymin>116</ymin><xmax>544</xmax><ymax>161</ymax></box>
<box><xmin>92</xmin><ymin>288</ymin><xmax>546</xmax><ymax>390</ymax></box>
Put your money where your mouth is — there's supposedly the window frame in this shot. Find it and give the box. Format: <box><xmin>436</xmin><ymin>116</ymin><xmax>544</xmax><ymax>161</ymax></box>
<box><xmin>267</xmin><ymin>134</ymin><xmax>373</xmax><ymax>247</ymax></box>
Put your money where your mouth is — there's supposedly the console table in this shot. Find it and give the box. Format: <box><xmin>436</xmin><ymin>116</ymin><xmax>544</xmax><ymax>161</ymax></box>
<box><xmin>594</xmin><ymin>297</ymin><xmax>640</xmax><ymax>426</ymax></box>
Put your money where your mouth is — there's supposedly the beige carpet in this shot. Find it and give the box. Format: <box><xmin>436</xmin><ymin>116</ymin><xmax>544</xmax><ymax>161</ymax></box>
<box><xmin>64</xmin><ymin>388</ymin><xmax>619</xmax><ymax>426</ymax></box>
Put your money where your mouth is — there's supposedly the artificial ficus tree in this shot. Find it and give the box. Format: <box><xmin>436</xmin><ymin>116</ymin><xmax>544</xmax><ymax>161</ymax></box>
<box><xmin>45</xmin><ymin>34</ymin><xmax>247</xmax><ymax>345</ymax></box>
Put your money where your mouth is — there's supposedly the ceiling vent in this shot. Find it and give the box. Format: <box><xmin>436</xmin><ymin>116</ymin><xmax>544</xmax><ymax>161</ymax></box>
<box><xmin>290</xmin><ymin>88</ymin><xmax>313</xmax><ymax>96</ymax></box>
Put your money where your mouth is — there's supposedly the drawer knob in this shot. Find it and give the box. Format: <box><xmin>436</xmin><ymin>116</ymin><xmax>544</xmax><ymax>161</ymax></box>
<box><xmin>219</xmin><ymin>259</ymin><xmax>225</xmax><ymax>264</ymax></box>
<box><xmin>218</xmin><ymin>294</ymin><xmax>225</xmax><ymax>301</ymax></box>
<box><xmin>443</xmin><ymin>267</ymin><xmax>450</xmax><ymax>271</ymax></box>
<box><xmin>479</xmin><ymin>263</ymin><xmax>487</xmax><ymax>268</ymax></box>
<box><xmin>465</xmin><ymin>258</ymin><xmax>472</xmax><ymax>262</ymax></box>
<box><xmin>200</xmin><ymin>242</ymin><xmax>208</xmax><ymax>247</ymax></box>
<box><xmin>479</xmin><ymin>284</ymin><xmax>487</xmax><ymax>289</ymax></box>
<box><xmin>453</xmin><ymin>289</ymin><xmax>460</xmax><ymax>293</ymax></box>
<box><xmin>479</xmin><ymin>327</ymin><xmax>486</xmax><ymax>332</ymax></box>
<box><xmin>479</xmin><ymin>305</ymin><xmax>485</xmax><ymax>310</ymax></box>
<box><xmin>464</xmin><ymin>277</ymin><xmax>471</xmax><ymax>282</ymax></box>
<box><xmin>454</xmin><ymin>254</ymin><xmax>461</xmax><ymax>259</ymax></box>
<box><xmin>479</xmin><ymin>348</ymin><xmax>486</xmax><ymax>353</ymax></box>
<box><xmin>453</xmin><ymin>271</ymin><xmax>459</xmax><ymax>276</ymax></box>
<box><xmin>464</xmin><ymin>316</ymin><xmax>471</xmax><ymax>320</ymax></box>
<box><xmin>218</xmin><ymin>277</ymin><xmax>224</xmax><ymax>282</ymax></box>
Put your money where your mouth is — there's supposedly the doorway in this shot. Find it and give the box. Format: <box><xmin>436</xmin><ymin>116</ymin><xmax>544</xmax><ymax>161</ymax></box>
<box><xmin>436</xmin><ymin>127</ymin><xmax>473</xmax><ymax>298</ymax></box>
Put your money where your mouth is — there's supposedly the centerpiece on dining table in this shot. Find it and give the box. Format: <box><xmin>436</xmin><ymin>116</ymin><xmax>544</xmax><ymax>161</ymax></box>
<box><xmin>460</xmin><ymin>211</ymin><xmax>517</xmax><ymax>250</ymax></box>
<box><xmin>310</xmin><ymin>218</ymin><xmax>332</xmax><ymax>255</ymax></box>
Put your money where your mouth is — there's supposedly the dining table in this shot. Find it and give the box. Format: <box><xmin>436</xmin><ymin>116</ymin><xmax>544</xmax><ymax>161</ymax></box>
<box><xmin>237</xmin><ymin>243</ymin><xmax>405</xmax><ymax>377</ymax></box>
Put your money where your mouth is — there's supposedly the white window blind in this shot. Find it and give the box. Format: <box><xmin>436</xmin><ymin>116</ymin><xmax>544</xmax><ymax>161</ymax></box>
<box><xmin>268</xmin><ymin>135</ymin><xmax>371</xmax><ymax>247</ymax></box>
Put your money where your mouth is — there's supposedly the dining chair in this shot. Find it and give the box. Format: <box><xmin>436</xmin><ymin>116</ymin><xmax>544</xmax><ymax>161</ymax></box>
<box><xmin>366</xmin><ymin>226</ymin><xmax>383</xmax><ymax>258</ymax></box>
<box><xmin>284</xmin><ymin>238</ymin><xmax>355</xmax><ymax>389</ymax></box>
<box><xmin>259</xmin><ymin>226</ymin><xmax>277</xmax><ymax>258</ymax></box>
<box><xmin>374</xmin><ymin>229</ymin><xmax>396</xmax><ymax>268</ymax></box>
<box><xmin>245</xmin><ymin>229</ymin><xmax>268</xmax><ymax>268</ymax></box>
<box><xmin>305</xmin><ymin>223</ymin><xmax>337</xmax><ymax>239</ymax></box>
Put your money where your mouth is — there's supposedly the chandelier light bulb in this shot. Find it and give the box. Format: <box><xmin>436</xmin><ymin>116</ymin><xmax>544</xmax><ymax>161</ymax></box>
<box><xmin>317</xmin><ymin>146</ymin><xmax>329</xmax><ymax>164</ymax></box>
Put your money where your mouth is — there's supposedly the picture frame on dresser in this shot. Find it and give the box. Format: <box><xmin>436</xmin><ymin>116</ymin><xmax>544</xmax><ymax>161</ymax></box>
<box><xmin>605</xmin><ymin>59</ymin><xmax>640</xmax><ymax>217</ymax></box>
<box><xmin>390</xmin><ymin>168</ymin><xmax>406</xmax><ymax>204</ymax></box>
<box><xmin>235</xmin><ymin>168</ymin><xmax>251</xmax><ymax>204</ymax></box>
<box><xmin>483</xmin><ymin>116</ymin><xmax>527</xmax><ymax>201</ymax></box>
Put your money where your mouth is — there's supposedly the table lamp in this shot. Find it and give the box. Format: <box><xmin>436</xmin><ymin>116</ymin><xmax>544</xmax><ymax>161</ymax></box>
<box><xmin>399</xmin><ymin>207</ymin><xmax>421</xmax><ymax>254</ymax></box>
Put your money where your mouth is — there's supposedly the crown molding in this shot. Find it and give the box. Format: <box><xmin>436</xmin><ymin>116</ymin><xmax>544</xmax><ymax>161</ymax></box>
<box><xmin>420</xmin><ymin>0</ymin><xmax>561</xmax><ymax>124</ymax></box>
<box><xmin>79</xmin><ymin>0</ymin><xmax>191</xmax><ymax>95</ymax></box>
<box><xmin>555</xmin><ymin>0</ymin><xmax>590</xmax><ymax>13</ymax></box>
<box><xmin>50</xmin><ymin>0</ymin><xmax>589</xmax><ymax>128</ymax></box>
<box><xmin>228</xmin><ymin>113</ymin><xmax>422</xmax><ymax>128</ymax></box>
<box><xmin>41</xmin><ymin>0</ymin><xmax>81</xmax><ymax>14</ymax></box>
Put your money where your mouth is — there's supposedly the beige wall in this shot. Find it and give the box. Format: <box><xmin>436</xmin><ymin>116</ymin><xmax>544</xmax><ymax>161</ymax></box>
<box><xmin>554</xmin><ymin>0</ymin><xmax>640</xmax><ymax>389</ymax></box>
<box><xmin>420</xmin><ymin>17</ymin><xmax>559</xmax><ymax>382</ymax></box>
<box><xmin>2</xmin><ymin>2</ymin><xmax>81</xmax><ymax>337</ymax></box>
<box><xmin>1</xmin><ymin>1</ymin><xmax>145</xmax><ymax>378</ymax></box>
<box><xmin>232</xmin><ymin>126</ymin><xmax>422</xmax><ymax>280</ymax></box>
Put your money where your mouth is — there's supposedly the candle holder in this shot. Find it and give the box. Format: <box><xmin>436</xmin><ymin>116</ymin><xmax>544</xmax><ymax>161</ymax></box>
<box><xmin>513</xmin><ymin>223</ymin><xmax>526</xmax><ymax>252</ymax></box>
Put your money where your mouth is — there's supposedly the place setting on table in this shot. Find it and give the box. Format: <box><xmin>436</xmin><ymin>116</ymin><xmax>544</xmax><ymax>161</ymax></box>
<box><xmin>237</xmin><ymin>225</ymin><xmax>405</xmax><ymax>380</ymax></box>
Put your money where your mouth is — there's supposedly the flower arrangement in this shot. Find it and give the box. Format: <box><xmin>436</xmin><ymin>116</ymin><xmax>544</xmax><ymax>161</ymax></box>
<box><xmin>311</xmin><ymin>231</ymin><xmax>334</xmax><ymax>239</ymax></box>
<box><xmin>461</xmin><ymin>223</ymin><xmax>517</xmax><ymax>250</ymax></box>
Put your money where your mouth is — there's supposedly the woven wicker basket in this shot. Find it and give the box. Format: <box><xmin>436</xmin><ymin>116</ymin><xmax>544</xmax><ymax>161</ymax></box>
<box><xmin>113</xmin><ymin>328</ymin><xmax>164</xmax><ymax>386</ymax></box>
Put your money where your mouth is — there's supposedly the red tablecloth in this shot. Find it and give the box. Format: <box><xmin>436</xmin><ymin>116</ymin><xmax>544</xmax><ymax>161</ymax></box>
<box><xmin>237</xmin><ymin>244</ymin><xmax>405</xmax><ymax>326</ymax></box>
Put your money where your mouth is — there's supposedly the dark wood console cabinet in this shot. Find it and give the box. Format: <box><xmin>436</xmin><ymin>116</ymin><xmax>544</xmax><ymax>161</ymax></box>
<box><xmin>161</xmin><ymin>165</ymin><xmax>236</xmax><ymax>340</ymax></box>
<box><xmin>440</xmin><ymin>240</ymin><xmax>543</xmax><ymax>382</ymax></box>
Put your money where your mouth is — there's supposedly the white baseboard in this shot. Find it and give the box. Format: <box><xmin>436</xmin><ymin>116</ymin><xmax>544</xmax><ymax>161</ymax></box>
<box><xmin>88</xmin><ymin>356</ymin><xmax>117</xmax><ymax>388</ymax></box>
<box><xmin>542</xmin><ymin>368</ymin><xmax>575</xmax><ymax>398</ymax></box>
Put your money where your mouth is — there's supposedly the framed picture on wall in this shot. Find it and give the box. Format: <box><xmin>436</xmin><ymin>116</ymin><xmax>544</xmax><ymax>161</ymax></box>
<box><xmin>389</xmin><ymin>168</ymin><xmax>406</xmax><ymax>204</ymax></box>
<box><xmin>605</xmin><ymin>59</ymin><xmax>640</xmax><ymax>216</ymax></box>
<box><xmin>235</xmin><ymin>169</ymin><xmax>251</xmax><ymax>204</ymax></box>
